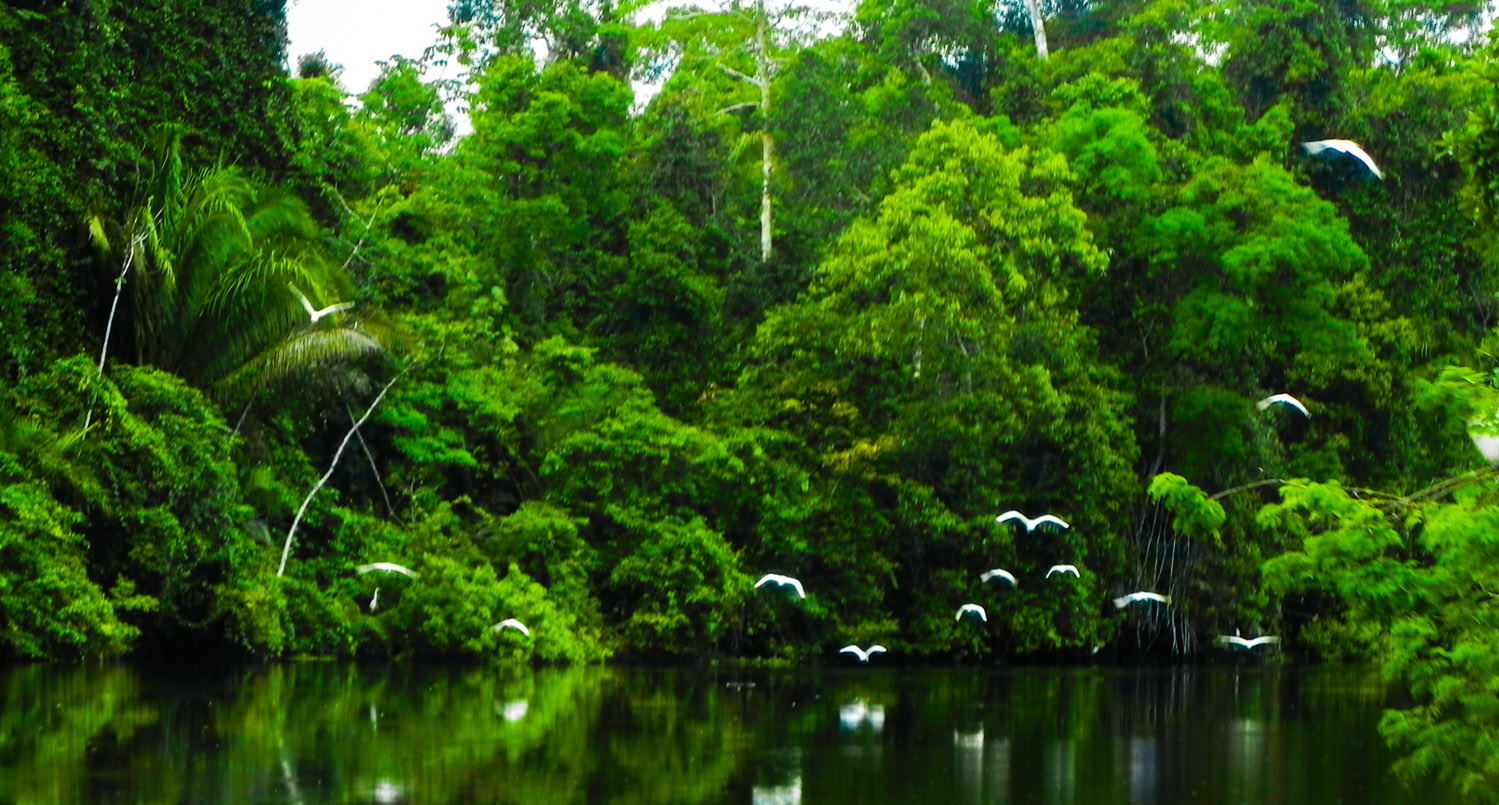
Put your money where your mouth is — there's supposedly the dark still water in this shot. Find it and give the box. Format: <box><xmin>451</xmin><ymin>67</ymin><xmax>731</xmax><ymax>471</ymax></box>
<box><xmin>0</xmin><ymin>663</ymin><xmax>1454</xmax><ymax>804</ymax></box>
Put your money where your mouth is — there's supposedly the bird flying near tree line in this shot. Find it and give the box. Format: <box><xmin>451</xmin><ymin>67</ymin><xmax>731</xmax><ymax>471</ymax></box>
<box><xmin>349</xmin><ymin>390</ymin><xmax>1305</xmax><ymax>658</ymax></box>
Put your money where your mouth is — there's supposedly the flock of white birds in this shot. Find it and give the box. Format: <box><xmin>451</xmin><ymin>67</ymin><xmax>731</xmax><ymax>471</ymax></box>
<box><xmin>335</xmin><ymin>133</ymin><xmax>1373</xmax><ymax>661</ymax></box>
<box><xmin>755</xmin><ymin>390</ymin><xmax>1316</xmax><ymax>662</ymax></box>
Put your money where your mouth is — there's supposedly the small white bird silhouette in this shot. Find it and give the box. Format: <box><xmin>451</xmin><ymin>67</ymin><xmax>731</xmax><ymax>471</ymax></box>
<box><xmin>980</xmin><ymin>568</ymin><xmax>1017</xmax><ymax>586</ymax></box>
<box><xmin>1256</xmin><ymin>393</ymin><xmax>1309</xmax><ymax>418</ymax></box>
<box><xmin>754</xmin><ymin>573</ymin><xmax>807</xmax><ymax>599</ymax></box>
<box><xmin>1300</xmin><ymin>139</ymin><xmax>1383</xmax><ymax>179</ymax></box>
<box><xmin>1045</xmin><ymin>564</ymin><xmax>1081</xmax><ymax>579</ymax></box>
<box><xmin>996</xmin><ymin>511</ymin><xmax>1070</xmax><ymax>532</ymax></box>
<box><xmin>368</xmin><ymin>587</ymin><xmax>379</xmax><ymax>611</ymax></box>
<box><xmin>493</xmin><ymin>618</ymin><xmax>530</xmax><ymax>636</ymax></box>
<box><xmin>288</xmin><ymin>282</ymin><xmax>355</xmax><ymax>324</ymax></box>
<box><xmin>839</xmin><ymin>644</ymin><xmax>887</xmax><ymax>662</ymax></box>
<box><xmin>1112</xmin><ymin>591</ymin><xmax>1171</xmax><ymax>609</ymax></box>
<box><xmin>355</xmin><ymin>562</ymin><xmax>418</xmax><ymax>579</ymax></box>
<box><xmin>1216</xmin><ymin>633</ymin><xmax>1280</xmax><ymax>650</ymax></box>
<box><xmin>955</xmin><ymin>603</ymin><xmax>988</xmax><ymax>623</ymax></box>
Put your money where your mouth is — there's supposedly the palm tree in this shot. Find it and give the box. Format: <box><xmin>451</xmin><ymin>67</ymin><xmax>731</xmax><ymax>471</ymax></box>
<box><xmin>92</xmin><ymin>143</ymin><xmax>379</xmax><ymax>406</ymax></box>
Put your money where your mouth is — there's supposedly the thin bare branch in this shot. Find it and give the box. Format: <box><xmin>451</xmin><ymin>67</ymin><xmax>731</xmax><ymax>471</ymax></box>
<box><xmin>718</xmin><ymin>101</ymin><xmax>759</xmax><ymax>115</ymax></box>
<box><xmin>277</xmin><ymin>362</ymin><xmax>415</xmax><ymax>576</ymax></box>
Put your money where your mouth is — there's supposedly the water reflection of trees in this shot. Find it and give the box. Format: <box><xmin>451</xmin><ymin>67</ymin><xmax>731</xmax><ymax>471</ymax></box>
<box><xmin>0</xmin><ymin>664</ymin><xmax>1440</xmax><ymax>803</ymax></box>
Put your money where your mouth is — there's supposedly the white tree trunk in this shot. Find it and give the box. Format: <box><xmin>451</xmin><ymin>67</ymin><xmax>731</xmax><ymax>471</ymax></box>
<box><xmin>755</xmin><ymin>3</ymin><xmax>774</xmax><ymax>263</ymax></box>
<box><xmin>1023</xmin><ymin>0</ymin><xmax>1049</xmax><ymax>61</ymax></box>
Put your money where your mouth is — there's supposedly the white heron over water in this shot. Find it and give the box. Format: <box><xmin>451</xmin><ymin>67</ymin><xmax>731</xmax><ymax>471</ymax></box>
<box><xmin>1045</xmin><ymin>564</ymin><xmax>1081</xmax><ymax>579</ymax></box>
<box><xmin>356</xmin><ymin>562</ymin><xmax>418</xmax><ymax>579</ymax></box>
<box><xmin>839</xmin><ymin>644</ymin><xmax>887</xmax><ymax>662</ymax></box>
<box><xmin>1216</xmin><ymin>633</ymin><xmax>1280</xmax><ymax>650</ymax></box>
<box><xmin>1300</xmin><ymin>139</ymin><xmax>1383</xmax><ymax>179</ymax></box>
<box><xmin>287</xmin><ymin>282</ymin><xmax>355</xmax><ymax>324</ymax></box>
<box><xmin>493</xmin><ymin>618</ymin><xmax>530</xmax><ymax>636</ymax></box>
<box><xmin>755</xmin><ymin>573</ymin><xmax>807</xmax><ymax>599</ymax></box>
<box><xmin>1112</xmin><ymin>591</ymin><xmax>1171</xmax><ymax>609</ymax></box>
<box><xmin>980</xmin><ymin>568</ymin><xmax>1017</xmax><ymax>586</ymax></box>
<box><xmin>996</xmin><ymin>511</ymin><xmax>1070</xmax><ymax>532</ymax></box>
<box><xmin>1256</xmin><ymin>393</ymin><xmax>1309</xmax><ymax>418</ymax></box>
<box><xmin>955</xmin><ymin>603</ymin><xmax>988</xmax><ymax>623</ymax></box>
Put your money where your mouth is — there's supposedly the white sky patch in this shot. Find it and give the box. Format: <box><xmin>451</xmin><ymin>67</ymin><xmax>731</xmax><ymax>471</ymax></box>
<box><xmin>285</xmin><ymin>0</ymin><xmax>452</xmax><ymax>96</ymax></box>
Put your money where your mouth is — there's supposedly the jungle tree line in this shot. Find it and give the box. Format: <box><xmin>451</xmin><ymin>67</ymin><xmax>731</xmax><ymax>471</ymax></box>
<box><xmin>5</xmin><ymin>0</ymin><xmax>1499</xmax><ymax>792</ymax></box>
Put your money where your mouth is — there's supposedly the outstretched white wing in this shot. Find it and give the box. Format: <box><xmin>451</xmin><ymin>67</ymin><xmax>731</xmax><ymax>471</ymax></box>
<box><xmin>839</xmin><ymin>645</ymin><xmax>868</xmax><ymax>662</ymax></box>
<box><xmin>1032</xmin><ymin>514</ymin><xmax>1070</xmax><ymax>530</ymax></box>
<box><xmin>996</xmin><ymin>510</ymin><xmax>1028</xmax><ymax>527</ymax></box>
<box><xmin>356</xmin><ymin>562</ymin><xmax>417</xmax><ymax>579</ymax></box>
<box><xmin>1256</xmin><ymin>393</ymin><xmax>1309</xmax><ymax>418</ymax></box>
<box><xmin>867</xmin><ymin>645</ymin><xmax>886</xmax><ymax>655</ymax></box>
<box><xmin>955</xmin><ymin>603</ymin><xmax>988</xmax><ymax>623</ymax></box>
<box><xmin>1045</xmin><ymin>564</ymin><xmax>1080</xmax><ymax>579</ymax></box>
<box><xmin>754</xmin><ymin>573</ymin><xmax>806</xmax><ymax>598</ymax></box>
<box><xmin>1113</xmin><ymin>591</ymin><xmax>1171</xmax><ymax>609</ymax></box>
<box><xmin>1302</xmin><ymin>139</ymin><xmax>1383</xmax><ymax>179</ymax></box>
<box><xmin>494</xmin><ymin>618</ymin><xmax>530</xmax><ymax>636</ymax></box>
<box><xmin>980</xmin><ymin>568</ymin><xmax>1017</xmax><ymax>586</ymax></box>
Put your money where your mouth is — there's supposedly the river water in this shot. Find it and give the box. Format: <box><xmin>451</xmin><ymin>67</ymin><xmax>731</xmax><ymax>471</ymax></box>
<box><xmin>0</xmin><ymin>662</ymin><xmax>1454</xmax><ymax>803</ymax></box>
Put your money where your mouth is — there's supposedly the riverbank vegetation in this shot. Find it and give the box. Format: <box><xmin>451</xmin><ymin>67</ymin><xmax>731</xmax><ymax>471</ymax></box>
<box><xmin>5</xmin><ymin>0</ymin><xmax>1499</xmax><ymax>791</ymax></box>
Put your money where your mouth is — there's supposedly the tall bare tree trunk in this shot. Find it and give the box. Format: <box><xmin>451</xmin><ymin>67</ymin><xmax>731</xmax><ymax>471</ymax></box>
<box><xmin>755</xmin><ymin>2</ymin><xmax>774</xmax><ymax>263</ymax></box>
<box><xmin>1022</xmin><ymin>0</ymin><xmax>1049</xmax><ymax>61</ymax></box>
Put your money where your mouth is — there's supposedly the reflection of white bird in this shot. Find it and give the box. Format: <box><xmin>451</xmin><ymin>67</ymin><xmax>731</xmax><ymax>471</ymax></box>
<box><xmin>755</xmin><ymin>573</ymin><xmax>807</xmax><ymax>599</ymax></box>
<box><xmin>996</xmin><ymin>510</ymin><xmax>1070</xmax><ymax>532</ymax></box>
<box><xmin>838</xmin><ymin>699</ymin><xmax>885</xmax><ymax>732</ymax></box>
<box><xmin>1045</xmin><ymin>564</ymin><xmax>1081</xmax><ymax>579</ymax></box>
<box><xmin>955</xmin><ymin>603</ymin><xmax>988</xmax><ymax>623</ymax></box>
<box><xmin>288</xmin><ymin>282</ymin><xmax>355</xmax><ymax>324</ymax></box>
<box><xmin>1300</xmin><ymin>139</ymin><xmax>1383</xmax><ymax>179</ymax></box>
<box><xmin>1112</xmin><ymin>591</ymin><xmax>1172</xmax><ymax>609</ymax></box>
<box><xmin>953</xmin><ymin>727</ymin><xmax>984</xmax><ymax>749</ymax></box>
<box><xmin>980</xmin><ymin>568</ymin><xmax>1017</xmax><ymax>586</ymax></box>
<box><xmin>839</xmin><ymin>644</ymin><xmax>887</xmax><ymax>662</ymax></box>
<box><xmin>356</xmin><ymin>562</ymin><xmax>418</xmax><ymax>579</ymax></box>
<box><xmin>493</xmin><ymin>618</ymin><xmax>530</xmax><ymax>636</ymax></box>
<box><xmin>368</xmin><ymin>587</ymin><xmax>379</xmax><ymax>612</ymax></box>
<box><xmin>501</xmin><ymin>699</ymin><xmax>529</xmax><ymax>722</ymax></box>
<box><xmin>1216</xmin><ymin>634</ymin><xmax>1281</xmax><ymax>650</ymax></box>
<box><xmin>1256</xmin><ymin>393</ymin><xmax>1310</xmax><ymax>418</ymax></box>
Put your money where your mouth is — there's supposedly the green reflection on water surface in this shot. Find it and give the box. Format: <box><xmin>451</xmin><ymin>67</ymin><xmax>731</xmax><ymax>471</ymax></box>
<box><xmin>0</xmin><ymin>664</ymin><xmax>1454</xmax><ymax>804</ymax></box>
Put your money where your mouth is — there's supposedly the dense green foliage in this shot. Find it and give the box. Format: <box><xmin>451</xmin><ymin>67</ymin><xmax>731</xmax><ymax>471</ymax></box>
<box><xmin>5</xmin><ymin>0</ymin><xmax>1499</xmax><ymax>788</ymax></box>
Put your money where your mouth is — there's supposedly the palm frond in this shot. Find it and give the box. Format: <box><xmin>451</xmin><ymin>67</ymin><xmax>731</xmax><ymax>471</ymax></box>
<box><xmin>212</xmin><ymin>327</ymin><xmax>382</xmax><ymax>405</ymax></box>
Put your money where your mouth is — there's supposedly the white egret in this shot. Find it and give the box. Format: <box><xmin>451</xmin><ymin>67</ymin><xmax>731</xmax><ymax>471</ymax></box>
<box><xmin>955</xmin><ymin>603</ymin><xmax>988</xmax><ymax>623</ymax></box>
<box><xmin>754</xmin><ymin>573</ymin><xmax>807</xmax><ymax>599</ymax></box>
<box><xmin>980</xmin><ymin>568</ymin><xmax>1018</xmax><ymax>586</ymax></box>
<box><xmin>355</xmin><ymin>562</ymin><xmax>418</xmax><ymax>579</ymax></box>
<box><xmin>996</xmin><ymin>510</ymin><xmax>1070</xmax><ymax>532</ymax></box>
<box><xmin>1256</xmin><ymin>393</ymin><xmax>1310</xmax><ymax>418</ymax></box>
<box><xmin>839</xmin><ymin>644</ymin><xmax>887</xmax><ymax>663</ymax></box>
<box><xmin>1112</xmin><ymin>591</ymin><xmax>1171</xmax><ymax>609</ymax></box>
<box><xmin>1299</xmin><ymin>139</ymin><xmax>1383</xmax><ymax>180</ymax></box>
<box><xmin>1216</xmin><ymin>634</ymin><xmax>1280</xmax><ymax>650</ymax></box>
<box><xmin>368</xmin><ymin>587</ymin><xmax>379</xmax><ymax>612</ymax></box>
<box><xmin>287</xmin><ymin>282</ymin><xmax>355</xmax><ymax>324</ymax></box>
<box><xmin>493</xmin><ymin>618</ymin><xmax>530</xmax><ymax>636</ymax></box>
<box><xmin>1468</xmin><ymin>417</ymin><xmax>1499</xmax><ymax>465</ymax></box>
<box><xmin>1045</xmin><ymin>564</ymin><xmax>1081</xmax><ymax>579</ymax></box>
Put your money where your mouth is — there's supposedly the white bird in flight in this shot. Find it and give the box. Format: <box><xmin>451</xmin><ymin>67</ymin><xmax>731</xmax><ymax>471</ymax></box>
<box><xmin>493</xmin><ymin>618</ymin><xmax>530</xmax><ymax>636</ymax></box>
<box><xmin>1256</xmin><ymin>393</ymin><xmax>1309</xmax><ymax>418</ymax></box>
<box><xmin>955</xmin><ymin>603</ymin><xmax>988</xmax><ymax>623</ymax></box>
<box><xmin>356</xmin><ymin>562</ymin><xmax>418</xmax><ymax>579</ymax></box>
<box><xmin>754</xmin><ymin>573</ymin><xmax>806</xmax><ymax>599</ymax></box>
<box><xmin>368</xmin><ymin>587</ymin><xmax>379</xmax><ymax>612</ymax></box>
<box><xmin>1216</xmin><ymin>634</ymin><xmax>1280</xmax><ymax>650</ymax></box>
<box><xmin>980</xmin><ymin>568</ymin><xmax>1017</xmax><ymax>586</ymax></box>
<box><xmin>288</xmin><ymin>282</ymin><xmax>355</xmax><ymax>324</ymax></box>
<box><xmin>1112</xmin><ymin>591</ymin><xmax>1171</xmax><ymax>609</ymax></box>
<box><xmin>1045</xmin><ymin>564</ymin><xmax>1081</xmax><ymax>579</ymax></box>
<box><xmin>839</xmin><ymin>644</ymin><xmax>887</xmax><ymax>662</ymax></box>
<box><xmin>1300</xmin><ymin>139</ymin><xmax>1383</xmax><ymax>179</ymax></box>
<box><xmin>996</xmin><ymin>510</ymin><xmax>1070</xmax><ymax>532</ymax></box>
